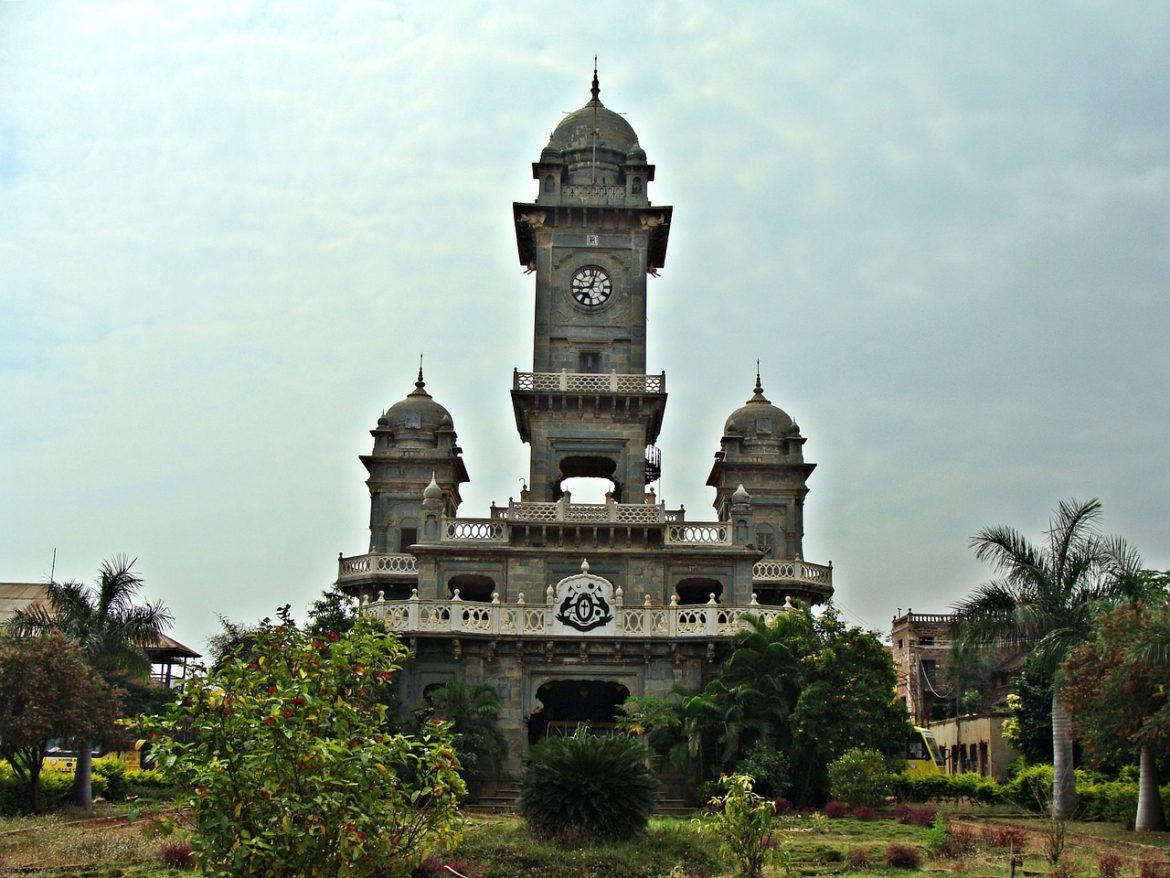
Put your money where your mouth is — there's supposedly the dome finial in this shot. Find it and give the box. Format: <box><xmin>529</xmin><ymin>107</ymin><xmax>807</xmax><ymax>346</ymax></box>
<box><xmin>749</xmin><ymin>362</ymin><xmax>770</xmax><ymax>404</ymax></box>
<box><xmin>408</xmin><ymin>354</ymin><xmax>432</xmax><ymax>398</ymax></box>
<box><xmin>754</xmin><ymin>360</ymin><xmax>763</xmax><ymax>396</ymax></box>
<box><xmin>590</xmin><ymin>57</ymin><xmax>600</xmax><ymax>102</ymax></box>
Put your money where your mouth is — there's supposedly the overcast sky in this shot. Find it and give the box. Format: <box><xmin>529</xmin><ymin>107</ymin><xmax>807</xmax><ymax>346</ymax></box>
<box><xmin>2</xmin><ymin>1</ymin><xmax>1168</xmax><ymax>654</ymax></box>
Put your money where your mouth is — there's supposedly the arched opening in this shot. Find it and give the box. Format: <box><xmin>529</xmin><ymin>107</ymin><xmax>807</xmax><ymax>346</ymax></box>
<box><xmin>631</xmin><ymin>177</ymin><xmax>642</xmax><ymax>194</ymax></box>
<box><xmin>557</xmin><ymin>477</ymin><xmax>615</xmax><ymax>504</ymax></box>
<box><xmin>447</xmin><ymin>574</ymin><xmax>495</xmax><ymax>602</ymax></box>
<box><xmin>556</xmin><ymin>456</ymin><xmax>619</xmax><ymax>502</ymax></box>
<box><xmin>675</xmin><ymin>577</ymin><xmax>723</xmax><ymax>605</ymax></box>
<box><xmin>755</xmin><ymin>525</ymin><xmax>775</xmax><ymax>558</ymax></box>
<box><xmin>543</xmin><ymin>174</ymin><xmax>555</xmax><ymax>193</ymax></box>
<box><xmin>528</xmin><ymin>679</ymin><xmax>630</xmax><ymax>745</ymax></box>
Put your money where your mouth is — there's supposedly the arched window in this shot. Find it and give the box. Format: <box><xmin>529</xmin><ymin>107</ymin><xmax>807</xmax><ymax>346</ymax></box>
<box><xmin>543</xmin><ymin>174</ymin><xmax>555</xmax><ymax>193</ymax></box>
<box><xmin>631</xmin><ymin>177</ymin><xmax>642</xmax><ymax>194</ymax></box>
<box><xmin>448</xmin><ymin>574</ymin><xmax>495</xmax><ymax>602</ymax></box>
<box><xmin>755</xmin><ymin>525</ymin><xmax>775</xmax><ymax>558</ymax></box>
<box><xmin>675</xmin><ymin>577</ymin><xmax>723</xmax><ymax>605</ymax></box>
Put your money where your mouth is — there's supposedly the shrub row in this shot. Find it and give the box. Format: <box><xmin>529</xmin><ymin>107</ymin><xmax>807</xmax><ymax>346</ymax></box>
<box><xmin>0</xmin><ymin>757</ymin><xmax>173</xmax><ymax>815</ymax></box>
<box><xmin>895</xmin><ymin>764</ymin><xmax>1170</xmax><ymax>826</ymax></box>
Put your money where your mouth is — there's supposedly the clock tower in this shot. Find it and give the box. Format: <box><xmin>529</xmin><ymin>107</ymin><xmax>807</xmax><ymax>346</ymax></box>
<box><xmin>511</xmin><ymin>69</ymin><xmax>672</xmax><ymax>502</ymax></box>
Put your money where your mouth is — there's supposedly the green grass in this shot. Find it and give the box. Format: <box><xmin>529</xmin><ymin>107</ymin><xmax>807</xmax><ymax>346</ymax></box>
<box><xmin>3</xmin><ymin>805</ymin><xmax>1169</xmax><ymax>878</ymax></box>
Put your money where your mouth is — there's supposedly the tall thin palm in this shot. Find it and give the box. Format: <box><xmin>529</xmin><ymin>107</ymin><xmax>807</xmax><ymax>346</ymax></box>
<box><xmin>7</xmin><ymin>555</ymin><xmax>173</xmax><ymax>807</ymax></box>
<box><xmin>952</xmin><ymin>498</ymin><xmax>1141</xmax><ymax>818</ymax></box>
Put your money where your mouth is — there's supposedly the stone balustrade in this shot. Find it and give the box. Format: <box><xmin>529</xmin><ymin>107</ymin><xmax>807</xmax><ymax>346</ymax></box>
<box><xmin>359</xmin><ymin>589</ymin><xmax>797</xmax><ymax>638</ymax></box>
<box><xmin>490</xmin><ymin>498</ymin><xmax>682</xmax><ymax>525</ymax></box>
<box><xmin>338</xmin><ymin>551</ymin><xmax>833</xmax><ymax>590</ymax></box>
<box><xmin>513</xmin><ymin>369</ymin><xmax>665</xmax><ymax>394</ymax></box>
<box><xmin>752</xmin><ymin>558</ymin><xmax>832</xmax><ymax>586</ymax></box>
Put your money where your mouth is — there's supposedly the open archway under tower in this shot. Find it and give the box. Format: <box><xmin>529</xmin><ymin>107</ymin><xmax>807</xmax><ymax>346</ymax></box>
<box><xmin>554</xmin><ymin>456</ymin><xmax>621</xmax><ymax>502</ymax></box>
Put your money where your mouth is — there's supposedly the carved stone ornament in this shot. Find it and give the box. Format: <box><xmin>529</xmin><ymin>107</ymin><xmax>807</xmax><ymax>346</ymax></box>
<box><xmin>552</xmin><ymin>568</ymin><xmax>616</xmax><ymax>635</ymax></box>
<box><xmin>519</xmin><ymin>211</ymin><xmax>547</xmax><ymax>227</ymax></box>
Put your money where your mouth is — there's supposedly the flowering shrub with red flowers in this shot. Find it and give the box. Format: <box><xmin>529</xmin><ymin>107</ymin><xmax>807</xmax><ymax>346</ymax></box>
<box><xmin>140</xmin><ymin>608</ymin><xmax>464</xmax><ymax>877</ymax></box>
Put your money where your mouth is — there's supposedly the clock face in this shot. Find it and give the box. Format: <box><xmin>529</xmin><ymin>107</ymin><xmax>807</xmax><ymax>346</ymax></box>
<box><xmin>571</xmin><ymin>266</ymin><xmax>612</xmax><ymax>307</ymax></box>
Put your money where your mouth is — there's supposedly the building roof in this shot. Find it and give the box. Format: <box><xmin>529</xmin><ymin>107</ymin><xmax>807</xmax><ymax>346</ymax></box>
<box><xmin>0</xmin><ymin>583</ymin><xmax>49</xmax><ymax>622</ymax></box>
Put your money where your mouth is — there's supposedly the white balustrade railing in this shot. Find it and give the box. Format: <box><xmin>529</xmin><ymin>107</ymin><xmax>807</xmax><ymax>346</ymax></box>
<box><xmin>443</xmin><ymin>519</ymin><xmax>508</xmax><ymax>543</ymax></box>
<box><xmin>360</xmin><ymin>590</ymin><xmax>795</xmax><ymax>638</ymax></box>
<box><xmin>498</xmin><ymin>499</ymin><xmax>667</xmax><ymax>524</ymax></box>
<box><xmin>514</xmin><ymin>370</ymin><xmax>665</xmax><ymax>394</ymax></box>
<box><xmin>338</xmin><ymin>553</ymin><xmax>418</xmax><ymax>581</ymax></box>
<box><xmin>664</xmin><ymin>523</ymin><xmax>731</xmax><ymax>545</ymax></box>
<box><xmin>752</xmin><ymin>558</ymin><xmax>833</xmax><ymax>587</ymax></box>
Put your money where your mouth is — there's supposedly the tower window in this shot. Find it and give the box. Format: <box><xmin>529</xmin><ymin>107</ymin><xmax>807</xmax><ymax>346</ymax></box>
<box><xmin>578</xmin><ymin>351</ymin><xmax>602</xmax><ymax>373</ymax></box>
<box><xmin>756</xmin><ymin>528</ymin><xmax>774</xmax><ymax>557</ymax></box>
<box><xmin>755</xmin><ymin>416</ymin><xmax>773</xmax><ymax>434</ymax></box>
<box><xmin>543</xmin><ymin>174</ymin><xmax>555</xmax><ymax>193</ymax></box>
<box><xmin>405</xmin><ymin>412</ymin><xmax>421</xmax><ymax>429</ymax></box>
<box><xmin>631</xmin><ymin>177</ymin><xmax>642</xmax><ymax>194</ymax></box>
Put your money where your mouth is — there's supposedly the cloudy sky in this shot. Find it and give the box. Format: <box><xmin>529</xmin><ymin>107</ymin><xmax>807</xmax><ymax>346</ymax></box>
<box><xmin>2</xmin><ymin>1</ymin><xmax>1168</xmax><ymax>654</ymax></box>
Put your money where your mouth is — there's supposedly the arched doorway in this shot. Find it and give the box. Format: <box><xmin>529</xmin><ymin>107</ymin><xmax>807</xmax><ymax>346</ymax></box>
<box><xmin>675</xmin><ymin>577</ymin><xmax>723</xmax><ymax>605</ymax></box>
<box><xmin>528</xmin><ymin>679</ymin><xmax>630</xmax><ymax>745</ymax></box>
<box><xmin>447</xmin><ymin>574</ymin><xmax>495</xmax><ymax>602</ymax></box>
<box><xmin>555</xmin><ymin>456</ymin><xmax>620</xmax><ymax>502</ymax></box>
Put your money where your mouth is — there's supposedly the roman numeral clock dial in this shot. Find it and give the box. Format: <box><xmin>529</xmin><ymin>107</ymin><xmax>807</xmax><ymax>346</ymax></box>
<box><xmin>571</xmin><ymin>266</ymin><xmax>612</xmax><ymax>307</ymax></box>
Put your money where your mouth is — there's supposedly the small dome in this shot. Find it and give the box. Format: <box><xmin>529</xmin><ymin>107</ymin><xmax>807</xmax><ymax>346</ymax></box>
<box><xmin>626</xmin><ymin>141</ymin><xmax>647</xmax><ymax>163</ymax></box>
<box><xmin>380</xmin><ymin>369</ymin><xmax>454</xmax><ymax>434</ymax></box>
<box><xmin>732</xmin><ymin>484</ymin><xmax>751</xmax><ymax>503</ymax></box>
<box><xmin>540</xmin><ymin>145</ymin><xmax>563</xmax><ymax>163</ymax></box>
<box><xmin>547</xmin><ymin>70</ymin><xmax>640</xmax><ymax>155</ymax></box>
<box><xmin>723</xmin><ymin>373</ymin><xmax>798</xmax><ymax>439</ymax></box>
<box><xmin>423</xmin><ymin>475</ymin><xmax>443</xmax><ymax>501</ymax></box>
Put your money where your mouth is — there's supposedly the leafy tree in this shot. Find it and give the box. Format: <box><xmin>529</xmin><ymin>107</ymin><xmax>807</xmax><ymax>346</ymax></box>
<box><xmin>422</xmin><ymin>678</ymin><xmax>506</xmax><ymax>794</ymax></box>
<box><xmin>1063</xmin><ymin>602</ymin><xmax>1169</xmax><ymax>830</ymax></box>
<box><xmin>785</xmin><ymin>609</ymin><xmax>910</xmax><ymax>802</ymax></box>
<box><xmin>6</xmin><ymin>555</ymin><xmax>172</xmax><ymax>807</ymax></box>
<box><xmin>621</xmin><ymin>605</ymin><xmax>909</xmax><ymax>805</ymax></box>
<box><xmin>140</xmin><ymin>609</ymin><xmax>464</xmax><ymax>877</ymax></box>
<box><xmin>828</xmin><ymin>748</ymin><xmax>895</xmax><ymax>807</ymax></box>
<box><xmin>306</xmin><ymin>584</ymin><xmax>360</xmax><ymax>637</ymax></box>
<box><xmin>952</xmin><ymin>498</ymin><xmax>1142</xmax><ymax>818</ymax></box>
<box><xmin>1003</xmin><ymin>654</ymin><xmax>1058</xmax><ymax>764</ymax></box>
<box><xmin>0</xmin><ymin>633</ymin><xmax>122</xmax><ymax>813</ymax></box>
<box><xmin>518</xmin><ymin>728</ymin><xmax>657</xmax><ymax>845</ymax></box>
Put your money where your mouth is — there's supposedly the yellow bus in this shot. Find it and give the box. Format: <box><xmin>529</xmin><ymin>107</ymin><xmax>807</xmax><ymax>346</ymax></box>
<box><xmin>905</xmin><ymin>726</ymin><xmax>945</xmax><ymax>776</ymax></box>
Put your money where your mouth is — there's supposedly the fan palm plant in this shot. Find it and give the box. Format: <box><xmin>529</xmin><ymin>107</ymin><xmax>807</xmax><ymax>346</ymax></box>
<box><xmin>952</xmin><ymin>499</ymin><xmax>1142</xmax><ymax>818</ymax></box>
<box><xmin>7</xmin><ymin>555</ymin><xmax>173</xmax><ymax>807</ymax></box>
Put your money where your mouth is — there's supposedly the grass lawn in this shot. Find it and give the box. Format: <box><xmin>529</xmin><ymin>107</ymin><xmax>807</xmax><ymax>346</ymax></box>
<box><xmin>2</xmin><ymin>805</ymin><xmax>1168</xmax><ymax>877</ymax></box>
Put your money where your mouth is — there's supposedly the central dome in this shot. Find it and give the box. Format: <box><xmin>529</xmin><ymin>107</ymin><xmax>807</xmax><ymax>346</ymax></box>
<box><xmin>547</xmin><ymin>70</ymin><xmax>640</xmax><ymax>155</ymax></box>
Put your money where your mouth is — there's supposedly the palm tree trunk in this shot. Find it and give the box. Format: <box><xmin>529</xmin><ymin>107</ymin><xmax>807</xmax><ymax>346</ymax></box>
<box><xmin>1050</xmin><ymin>694</ymin><xmax>1076</xmax><ymax>819</ymax></box>
<box><xmin>71</xmin><ymin>741</ymin><xmax>94</xmax><ymax>808</ymax></box>
<box><xmin>1135</xmin><ymin>744</ymin><xmax>1166</xmax><ymax>831</ymax></box>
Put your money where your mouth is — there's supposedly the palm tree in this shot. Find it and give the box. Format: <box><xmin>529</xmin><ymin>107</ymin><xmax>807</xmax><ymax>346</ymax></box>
<box><xmin>952</xmin><ymin>499</ymin><xmax>1141</xmax><ymax>818</ymax></box>
<box><xmin>426</xmin><ymin>678</ymin><xmax>507</xmax><ymax>796</ymax></box>
<box><xmin>7</xmin><ymin>555</ymin><xmax>173</xmax><ymax>807</ymax></box>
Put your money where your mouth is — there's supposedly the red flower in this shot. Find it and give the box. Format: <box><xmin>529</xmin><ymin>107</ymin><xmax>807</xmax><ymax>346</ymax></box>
<box><xmin>283</xmin><ymin>708</ymin><xmax>295</xmax><ymax>718</ymax></box>
<box><xmin>327</xmin><ymin>631</ymin><xmax>340</xmax><ymax>642</ymax></box>
<box><xmin>292</xmin><ymin>696</ymin><xmax>306</xmax><ymax>706</ymax></box>
<box><xmin>263</xmin><ymin>716</ymin><xmax>276</xmax><ymax>725</ymax></box>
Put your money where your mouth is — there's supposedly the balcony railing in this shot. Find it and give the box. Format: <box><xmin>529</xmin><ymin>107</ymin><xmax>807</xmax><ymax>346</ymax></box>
<box><xmin>360</xmin><ymin>590</ymin><xmax>797</xmax><ymax>638</ymax></box>
<box><xmin>338</xmin><ymin>550</ymin><xmax>833</xmax><ymax>590</ymax></box>
<box><xmin>513</xmin><ymin>370</ymin><xmax>665</xmax><ymax>394</ymax></box>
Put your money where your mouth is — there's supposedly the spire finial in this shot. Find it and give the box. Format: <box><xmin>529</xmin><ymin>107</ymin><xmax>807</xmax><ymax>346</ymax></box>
<box><xmin>416</xmin><ymin>353</ymin><xmax>425</xmax><ymax>391</ymax></box>
<box><xmin>590</xmin><ymin>57</ymin><xmax>600</xmax><ymax>102</ymax></box>
<box><xmin>754</xmin><ymin>360</ymin><xmax>763</xmax><ymax>395</ymax></box>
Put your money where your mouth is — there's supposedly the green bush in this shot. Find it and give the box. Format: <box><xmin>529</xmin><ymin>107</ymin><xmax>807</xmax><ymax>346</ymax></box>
<box><xmin>698</xmin><ymin>774</ymin><xmax>777</xmax><ymax>878</ymax></box>
<box><xmin>895</xmin><ymin>770</ymin><xmax>1001</xmax><ymax>804</ymax></box>
<box><xmin>518</xmin><ymin>729</ymin><xmax>657</xmax><ymax>845</ymax></box>
<box><xmin>735</xmin><ymin>741</ymin><xmax>790</xmax><ymax>798</ymax></box>
<box><xmin>93</xmin><ymin>756</ymin><xmax>128</xmax><ymax>801</ymax></box>
<box><xmin>828</xmin><ymin>748</ymin><xmax>893</xmax><ymax>807</ymax></box>
<box><xmin>140</xmin><ymin>613</ymin><xmax>465</xmax><ymax>877</ymax></box>
<box><xmin>0</xmin><ymin>762</ymin><xmax>107</xmax><ymax>815</ymax></box>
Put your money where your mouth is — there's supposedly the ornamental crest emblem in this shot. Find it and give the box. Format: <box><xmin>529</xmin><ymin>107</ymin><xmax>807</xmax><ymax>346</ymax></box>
<box><xmin>552</xmin><ymin>560</ymin><xmax>616</xmax><ymax>635</ymax></box>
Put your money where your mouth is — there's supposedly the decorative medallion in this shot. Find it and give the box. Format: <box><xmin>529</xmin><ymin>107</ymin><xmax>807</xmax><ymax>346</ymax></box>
<box><xmin>551</xmin><ymin>560</ymin><xmax>616</xmax><ymax>635</ymax></box>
